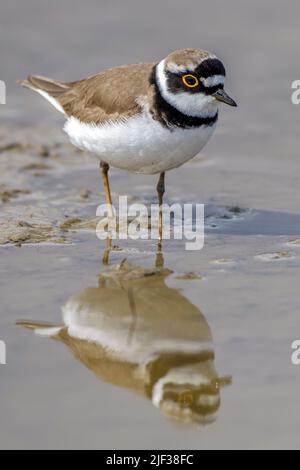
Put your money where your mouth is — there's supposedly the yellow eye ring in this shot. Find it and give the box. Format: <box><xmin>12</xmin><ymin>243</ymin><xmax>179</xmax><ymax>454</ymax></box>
<box><xmin>182</xmin><ymin>74</ymin><xmax>199</xmax><ymax>88</ymax></box>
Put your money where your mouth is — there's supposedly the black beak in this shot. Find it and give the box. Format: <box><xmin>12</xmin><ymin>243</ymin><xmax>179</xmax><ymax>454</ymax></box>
<box><xmin>213</xmin><ymin>89</ymin><xmax>237</xmax><ymax>107</ymax></box>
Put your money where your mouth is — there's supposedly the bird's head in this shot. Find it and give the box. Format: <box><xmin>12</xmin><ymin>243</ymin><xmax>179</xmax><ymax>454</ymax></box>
<box><xmin>155</xmin><ymin>48</ymin><xmax>237</xmax><ymax>117</ymax></box>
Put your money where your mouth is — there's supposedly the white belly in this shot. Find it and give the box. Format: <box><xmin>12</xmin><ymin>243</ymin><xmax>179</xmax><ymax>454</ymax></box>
<box><xmin>64</xmin><ymin>113</ymin><xmax>216</xmax><ymax>175</ymax></box>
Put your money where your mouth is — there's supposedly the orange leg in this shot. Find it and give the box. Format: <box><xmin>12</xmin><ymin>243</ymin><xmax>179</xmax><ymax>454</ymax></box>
<box><xmin>100</xmin><ymin>162</ymin><xmax>113</xmax><ymax>218</ymax></box>
<box><xmin>100</xmin><ymin>162</ymin><xmax>114</xmax><ymax>264</ymax></box>
<box><xmin>156</xmin><ymin>172</ymin><xmax>165</xmax><ymax>251</ymax></box>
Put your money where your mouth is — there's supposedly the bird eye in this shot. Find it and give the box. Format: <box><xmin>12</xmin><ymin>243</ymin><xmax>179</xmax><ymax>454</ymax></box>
<box><xmin>182</xmin><ymin>74</ymin><xmax>199</xmax><ymax>88</ymax></box>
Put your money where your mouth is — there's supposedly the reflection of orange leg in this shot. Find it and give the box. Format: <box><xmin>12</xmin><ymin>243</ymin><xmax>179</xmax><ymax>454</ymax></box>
<box><xmin>102</xmin><ymin>236</ymin><xmax>112</xmax><ymax>265</ymax></box>
<box><xmin>156</xmin><ymin>172</ymin><xmax>165</xmax><ymax>251</ymax></box>
<box><xmin>155</xmin><ymin>250</ymin><xmax>164</xmax><ymax>269</ymax></box>
<box><xmin>100</xmin><ymin>162</ymin><xmax>113</xmax><ymax>218</ymax></box>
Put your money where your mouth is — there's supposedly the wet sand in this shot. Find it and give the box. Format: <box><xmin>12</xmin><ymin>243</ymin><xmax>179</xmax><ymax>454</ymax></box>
<box><xmin>1</xmin><ymin>0</ymin><xmax>300</xmax><ymax>450</ymax></box>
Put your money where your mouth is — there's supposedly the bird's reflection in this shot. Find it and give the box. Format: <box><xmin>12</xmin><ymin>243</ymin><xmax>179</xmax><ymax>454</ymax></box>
<box><xmin>17</xmin><ymin>253</ymin><xmax>231</xmax><ymax>426</ymax></box>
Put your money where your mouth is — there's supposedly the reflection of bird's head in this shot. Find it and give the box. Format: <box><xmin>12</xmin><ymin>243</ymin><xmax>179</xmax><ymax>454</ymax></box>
<box><xmin>160</xmin><ymin>384</ymin><xmax>220</xmax><ymax>426</ymax></box>
<box><xmin>17</xmin><ymin>260</ymin><xmax>231</xmax><ymax>427</ymax></box>
<box><xmin>146</xmin><ymin>350</ymin><xmax>231</xmax><ymax>427</ymax></box>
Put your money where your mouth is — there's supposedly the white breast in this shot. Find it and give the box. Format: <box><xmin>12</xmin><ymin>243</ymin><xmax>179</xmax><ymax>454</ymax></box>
<box><xmin>64</xmin><ymin>112</ymin><xmax>216</xmax><ymax>175</ymax></box>
<box><xmin>61</xmin><ymin>293</ymin><xmax>211</xmax><ymax>365</ymax></box>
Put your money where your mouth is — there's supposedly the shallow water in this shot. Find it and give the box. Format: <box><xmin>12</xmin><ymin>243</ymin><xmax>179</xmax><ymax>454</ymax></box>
<box><xmin>1</xmin><ymin>0</ymin><xmax>300</xmax><ymax>450</ymax></box>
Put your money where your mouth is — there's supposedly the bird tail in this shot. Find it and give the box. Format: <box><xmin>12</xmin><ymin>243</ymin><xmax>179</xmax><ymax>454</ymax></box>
<box><xmin>16</xmin><ymin>320</ymin><xmax>65</xmax><ymax>338</ymax></box>
<box><xmin>17</xmin><ymin>75</ymin><xmax>70</xmax><ymax>114</ymax></box>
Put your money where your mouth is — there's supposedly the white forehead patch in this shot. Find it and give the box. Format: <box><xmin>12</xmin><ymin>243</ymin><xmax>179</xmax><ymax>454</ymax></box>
<box><xmin>201</xmin><ymin>75</ymin><xmax>225</xmax><ymax>88</ymax></box>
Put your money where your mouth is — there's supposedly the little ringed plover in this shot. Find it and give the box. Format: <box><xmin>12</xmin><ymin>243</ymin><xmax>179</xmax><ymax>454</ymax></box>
<box><xmin>19</xmin><ymin>48</ymin><xmax>237</xmax><ymax>241</ymax></box>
